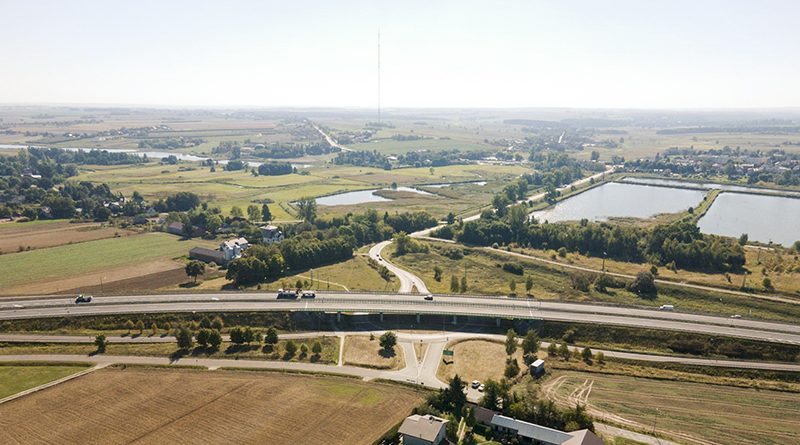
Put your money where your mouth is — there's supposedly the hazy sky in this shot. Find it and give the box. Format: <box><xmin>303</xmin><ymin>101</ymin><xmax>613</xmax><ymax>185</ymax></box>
<box><xmin>2</xmin><ymin>0</ymin><xmax>799</xmax><ymax>109</ymax></box>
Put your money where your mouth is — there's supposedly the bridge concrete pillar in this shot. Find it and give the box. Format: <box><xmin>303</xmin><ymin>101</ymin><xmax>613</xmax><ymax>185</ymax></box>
<box><xmin>336</xmin><ymin>312</ymin><xmax>342</xmax><ymax>323</ymax></box>
<box><xmin>496</xmin><ymin>317</ymin><xmax>501</xmax><ymax>327</ymax></box>
<box><xmin>416</xmin><ymin>314</ymin><xmax>421</xmax><ymax>323</ymax></box>
<box><xmin>452</xmin><ymin>315</ymin><xmax>457</xmax><ymax>325</ymax></box>
<box><xmin>380</xmin><ymin>312</ymin><xmax>384</xmax><ymax>322</ymax></box>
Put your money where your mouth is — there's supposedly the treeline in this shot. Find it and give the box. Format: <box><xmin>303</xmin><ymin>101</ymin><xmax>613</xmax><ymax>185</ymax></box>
<box><xmin>437</xmin><ymin>214</ymin><xmax>745</xmax><ymax>273</ymax></box>
<box><xmin>257</xmin><ymin>162</ymin><xmax>294</xmax><ymax>176</ymax></box>
<box><xmin>253</xmin><ymin>142</ymin><xmax>335</xmax><ymax>159</ymax></box>
<box><xmin>226</xmin><ymin>209</ymin><xmax>438</xmax><ymax>286</ymax></box>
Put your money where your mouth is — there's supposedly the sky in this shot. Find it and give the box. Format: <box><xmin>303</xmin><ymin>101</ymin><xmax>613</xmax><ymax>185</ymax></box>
<box><xmin>1</xmin><ymin>0</ymin><xmax>799</xmax><ymax>109</ymax></box>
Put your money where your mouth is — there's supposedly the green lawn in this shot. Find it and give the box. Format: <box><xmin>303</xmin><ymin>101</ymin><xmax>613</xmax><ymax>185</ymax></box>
<box><xmin>0</xmin><ymin>364</ymin><xmax>89</xmax><ymax>399</ymax></box>
<box><xmin>0</xmin><ymin>233</ymin><xmax>215</xmax><ymax>289</ymax></box>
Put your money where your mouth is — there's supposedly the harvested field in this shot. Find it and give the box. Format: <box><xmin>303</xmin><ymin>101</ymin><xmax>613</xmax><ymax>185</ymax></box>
<box><xmin>0</xmin><ymin>367</ymin><xmax>423</xmax><ymax>445</ymax></box>
<box><xmin>343</xmin><ymin>335</ymin><xmax>405</xmax><ymax>370</ymax></box>
<box><xmin>437</xmin><ymin>339</ymin><xmax>523</xmax><ymax>383</ymax></box>
<box><xmin>0</xmin><ymin>220</ymin><xmax>134</xmax><ymax>254</ymax></box>
<box><xmin>544</xmin><ymin>371</ymin><xmax>800</xmax><ymax>445</ymax></box>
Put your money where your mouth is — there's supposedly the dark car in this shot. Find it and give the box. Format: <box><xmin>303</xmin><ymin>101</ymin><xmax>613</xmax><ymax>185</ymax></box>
<box><xmin>75</xmin><ymin>294</ymin><xmax>93</xmax><ymax>303</ymax></box>
<box><xmin>277</xmin><ymin>289</ymin><xmax>298</xmax><ymax>299</ymax></box>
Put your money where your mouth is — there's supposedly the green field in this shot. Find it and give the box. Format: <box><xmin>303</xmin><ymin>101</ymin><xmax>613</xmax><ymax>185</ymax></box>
<box><xmin>74</xmin><ymin>162</ymin><xmax>527</xmax><ymax>220</ymax></box>
<box><xmin>0</xmin><ymin>364</ymin><xmax>89</xmax><ymax>399</ymax></box>
<box><xmin>547</xmin><ymin>371</ymin><xmax>800</xmax><ymax>445</ymax></box>
<box><xmin>0</xmin><ymin>233</ymin><xmax>215</xmax><ymax>289</ymax></box>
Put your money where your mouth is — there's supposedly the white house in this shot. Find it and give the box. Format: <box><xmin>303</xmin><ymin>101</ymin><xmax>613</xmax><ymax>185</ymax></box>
<box><xmin>220</xmin><ymin>237</ymin><xmax>249</xmax><ymax>262</ymax></box>
<box><xmin>398</xmin><ymin>414</ymin><xmax>448</xmax><ymax>445</ymax></box>
<box><xmin>259</xmin><ymin>224</ymin><xmax>284</xmax><ymax>244</ymax></box>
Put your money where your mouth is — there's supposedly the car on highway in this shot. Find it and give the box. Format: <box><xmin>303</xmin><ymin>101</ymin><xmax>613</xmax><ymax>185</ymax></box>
<box><xmin>471</xmin><ymin>380</ymin><xmax>481</xmax><ymax>389</ymax></box>
<box><xmin>75</xmin><ymin>294</ymin><xmax>93</xmax><ymax>304</ymax></box>
<box><xmin>659</xmin><ymin>304</ymin><xmax>674</xmax><ymax>311</ymax></box>
<box><xmin>730</xmin><ymin>314</ymin><xmax>742</xmax><ymax>319</ymax></box>
<box><xmin>277</xmin><ymin>289</ymin><xmax>298</xmax><ymax>299</ymax></box>
<box><xmin>424</xmin><ymin>294</ymin><xmax>434</xmax><ymax>301</ymax></box>
<box><xmin>301</xmin><ymin>291</ymin><xmax>316</xmax><ymax>298</ymax></box>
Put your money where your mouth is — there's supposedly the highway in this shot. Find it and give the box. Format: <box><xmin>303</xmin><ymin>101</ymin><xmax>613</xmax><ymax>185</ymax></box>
<box><xmin>3</xmin><ymin>292</ymin><xmax>800</xmax><ymax>345</ymax></box>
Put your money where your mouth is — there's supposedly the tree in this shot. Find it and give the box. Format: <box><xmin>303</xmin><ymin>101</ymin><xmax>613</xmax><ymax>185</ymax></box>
<box><xmin>504</xmin><ymin>357</ymin><xmax>520</xmax><ymax>379</ymax></box>
<box><xmin>284</xmin><ymin>340</ymin><xmax>297</xmax><ymax>357</ymax></box>
<box><xmin>379</xmin><ymin>331</ymin><xmax>397</xmax><ymax>352</ymax></box>
<box><xmin>445</xmin><ymin>375</ymin><xmax>467</xmax><ymax>417</ymax></box>
<box><xmin>296</xmin><ymin>197</ymin><xmax>317</xmax><ymax>223</ymax></box>
<box><xmin>525</xmin><ymin>275</ymin><xmax>534</xmax><ymax>294</ymax></box>
<box><xmin>300</xmin><ymin>343</ymin><xmax>309</xmax><ymax>357</ymax></box>
<box><xmin>94</xmin><ymin>334</ymin><xmax>107</xmax><ymax>353</ymax></box>
<box><xmin>265</xmin><ymin>327</ymin><xmax>279</xmax><ymax>346</ymax></box>
<box><xmin>176</xmin><ymin>327</ymin><xmax>194</xmax><ymax>350</ymax></box>
<box><xmin>211</xmin><ymin>316</ymin><xmax>224</xmax><ymax>330</ymax></box>
<box><xmin>505</xmin><ymin>329</ymin><xmax>517</xmax><ymax>356</ymax></box>
<box><xmin>208</xmin><ymin>329</ymin><xmax>222</xmax><ymax>349</ymax></box>
<box><xmin>547</xmin><ymin>343</ymin><xmax>558</xmax><ymax>356</ymax></box>
<box><xmin>261</xmin><ymin>204</ymin><xmax>272</xmax><ymax>222</ymax></box>
<box><xmin>460</xmin><ymin>276</ymin><xmax>467</xmax><ymax>293</ymax></box>
<box><xmin>629</xmin><ymin>270</ymin><xmax>657</xmax><ymax>297</ymax></box>
<box><xmin>582</xmin><ymin>347</ymin><xmax>593</xmax><ymax>363</ymax></box>
<box><xmin>596</xmin><ymin>351</ymin><xmax>605</xmax><ymax>364</ymax></box>
<box><xmin>763</xmin><ymin>277</ymin><xmax>773</xmax><ymax>289</ymax></box>
<box><xmin>247</xmin><ymin>204</ymin><xmax>260</xmax><ymax>222</ymax></box>
<box><xmin>135</xmin><ymin>320</ymin><xmax>145</xmax><ymax>335</ymax></box>
<box><xmin>433</xmin><ymin>266</ymin><xmax>443</xmax><ymax>282</ymax></box>
<box><xmin>242</xmin><ymin>327</ymin><xmax>255</xmax><ymax>344</ymax></box>
<box><xmin>196</xmin><ymin>328</ymin><xmax>211</xmax><ymax>347</ymax></box>
<box><xmin>450</xmin><ymin>275</ymin><xmax>459</xmax><ymax>293</ymax></box>
<box><xmin>738</xmin><ymin>233</ymin><xmax>749</xmax><ymax>246</ymax></box>
<box><xmin>522</xmin><ymin>329</ymin><xmax>540</xmax><ymax>355</ymax></box>
<box><xmin>185</xmin><ymin>260</ymin><xmax>206</xmax><ymax>283</ymax></box>
<box><xmin>230</xmin><ymin>206</ymin><xmax>244</xmax><ymax>218</ymax></box>
<box><xmin>558</xmin><ymin>343</ymin><xmax>571</xmax><ymax>360</ymax></box>
<box><xmin>125</xmin><ymin>319</ymin><xmax>134</xmax><ymax>334</ymax></box>
<box><xmin>311</xmin><ymin>341</ymin><xmax>322</xmax><ymax>355</ymax></box>
<box><xmin>199</xmin><ymin>316</ymin><xmax>211</xmax><ymax>329</ymax></box>
<box><xmin>480</xmin><ymin>379</ymin><xmax>504</xmax><ymax>411</ymax></box>
<box><xmin>150</xmin><ymin>322</ymin><xmax>158</xmax><ymax>337</ymax></box>
<box><xmin>509</xmin><ymin>279</ymin><xmax>517</xmax><ymax>294</ymax></box>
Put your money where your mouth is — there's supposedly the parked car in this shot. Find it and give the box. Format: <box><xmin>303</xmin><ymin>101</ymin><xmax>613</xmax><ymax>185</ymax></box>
<box><xmin>478</xmin><ymin>384</ymin><xmax>485</xmax><ymax>392</ymax></box>
<box><xmin>75</xmin><ymin>294</ymin><xmax>93</xmax><ymax>304</ymax></box>
<box><xmin>471</xmin><ymin>380</ymin><xmax>481</xmax><ymax>389</ymax></box>
<box><xmin>424</xmin><ymin>294</ymin><xmax>434</xmax><ymax>301</ymax></box>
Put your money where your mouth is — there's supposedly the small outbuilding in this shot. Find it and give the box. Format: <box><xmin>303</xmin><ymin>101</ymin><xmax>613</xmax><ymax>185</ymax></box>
<box><xmin>530</xmin><ymin>359</ymin><xmax>545</xmax><ymax>378</ymax></box>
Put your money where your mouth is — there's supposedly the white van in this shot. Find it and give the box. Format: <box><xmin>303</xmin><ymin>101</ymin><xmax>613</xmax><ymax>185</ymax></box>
<box><xmin>659</xmin><ymin>304</ymin><xmax>674</xmax><ymax>311</ymax></box>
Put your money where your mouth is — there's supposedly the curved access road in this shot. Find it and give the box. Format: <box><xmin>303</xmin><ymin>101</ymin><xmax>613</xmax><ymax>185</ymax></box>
<box><xmin>368</xmin><ymin>241</ymin><xmax>429</xmax><ymax>293</ymax></box>
<box><xmin>2</xmin><ymin>292</ymin><xmax>800</xmax><ymax>345</ymax></box>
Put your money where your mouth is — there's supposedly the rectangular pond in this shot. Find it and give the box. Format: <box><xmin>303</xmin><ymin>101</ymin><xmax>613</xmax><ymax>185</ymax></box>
<box><xmin>697</xmin><ymin>192</ymin><xmax>800</xmax><ymax>246</ymax></box>
<box><xmin>531</xmin><ymin>182</ymin><xmax>707</xmax><ymax>223</ymax></box>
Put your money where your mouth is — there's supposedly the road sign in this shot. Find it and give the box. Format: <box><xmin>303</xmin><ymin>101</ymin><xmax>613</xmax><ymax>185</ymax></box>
<box><xmin>443</xmin><ymin>349</ymin><xmax>454</xmax><ymax>357</ymax></box>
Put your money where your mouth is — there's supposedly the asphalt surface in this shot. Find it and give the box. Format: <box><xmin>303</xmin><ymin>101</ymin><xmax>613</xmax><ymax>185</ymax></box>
<box><xmin>2</xmin><ymin>292</ymin><xmax>800</xmax><ymax>345</ymax></box>
<box><xmin>368</xmin><ymin>241</ymin><xmax>430</xmax><ymax>293</ymax></box>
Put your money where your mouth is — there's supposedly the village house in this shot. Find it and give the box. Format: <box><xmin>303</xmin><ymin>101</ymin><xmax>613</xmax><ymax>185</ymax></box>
<box><xmin>221</xmin><ymin>237</ymin><xmax>249</xmax><ymax>262</ymax></box>
<box><xmin>397</xmin><ymin>414</ymin><xmax>448</xmax><ymax>445</ymax></box>
<box><xmin>489</xmin><ymin>414</ymin><xmax>603</xmax><ymax>445</ymax></box>
<box><xmin>259</xmin><ymin>224</ymin><xmax>284</xmax><ymax>244</ymax></box>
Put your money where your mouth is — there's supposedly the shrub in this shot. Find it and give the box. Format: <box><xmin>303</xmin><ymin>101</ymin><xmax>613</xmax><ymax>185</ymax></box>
<box><xmin>502</xmin><ymin>262</ymin><xmax>524</xmax><ymax>275</ymax></box>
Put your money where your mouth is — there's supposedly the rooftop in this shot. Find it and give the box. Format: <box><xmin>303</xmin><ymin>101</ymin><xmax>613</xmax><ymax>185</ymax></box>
<box><xmin>398</xmin><ymin>414</ymin><xmax>448</xmax><ymax>442</ymax></box>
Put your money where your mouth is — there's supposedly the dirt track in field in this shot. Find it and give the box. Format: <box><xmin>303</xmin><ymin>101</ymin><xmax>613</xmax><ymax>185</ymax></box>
<box><xmin>0</xmin><ymin>367</ymin><xmax>423</xmax><ymax>445</ymax></box>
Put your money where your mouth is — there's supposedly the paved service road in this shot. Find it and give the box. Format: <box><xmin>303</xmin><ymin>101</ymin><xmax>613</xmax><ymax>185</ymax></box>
<box><xmin>2</xmin><ymin>292</ymin><xmax>800</xmax><ymax>345</ymax></box>
<box><xmin>368</xmin><ymin>241</ymin><xmax>429</xmax><ymax>293</ymax></box>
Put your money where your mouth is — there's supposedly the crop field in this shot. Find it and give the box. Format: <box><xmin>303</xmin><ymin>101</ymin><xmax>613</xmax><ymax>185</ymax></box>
<box><xmin>0</xmin><ymin>367</ymin><xmax>424</xmax><ymax>445</ymax></box>
<box><xmin>0</xmin><ymin>220</ymin><xmax>134</xmax><ymax>254</ymax></box>
<box><xmin>543</xmin><ymin>371</ymin><xmax>800</xmax><ymax>445</ymax></box>
<box><xmin>0</xmin><ymin>232</ymin><xmax>217</xmax><ymax>295</ymax></box>
<box><xmin>0</xmin><ymin>364</ymin><xmax>89</xmax><ymax>399</ymax></box>
<box><xmin>437</xmin><ymin>339</ymin><xmax>522</xmax><ymax>383</ymax></box>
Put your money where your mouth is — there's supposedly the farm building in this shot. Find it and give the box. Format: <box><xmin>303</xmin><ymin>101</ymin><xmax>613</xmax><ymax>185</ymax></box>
<box><xmin>221</xmin><ymin>237</ymin><xmax>249</xmax><ymax>261</ymax></box>
<box><xmin>398</xmin><ymin>414</ymin><xmax>448</xmax><ymax>445</ymax></box>
<box><xmin>489</xmin><ymin>415</ymin><xmax>603</xmax><ymax>445</ymax></box>
<box><xmin>260</xmin><ymin>224</ymin><xmax>284</xmax><ymax>244</ymax></box>
<box><xmin>189</xmin><ymin>247</ymin><xmax>226</xmax><ymax>265</ymax></box>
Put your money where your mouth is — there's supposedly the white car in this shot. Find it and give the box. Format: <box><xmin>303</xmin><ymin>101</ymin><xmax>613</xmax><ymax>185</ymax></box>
<box><xmin>730</xmin><ymin>314</ymin><xmax>742</xmax><ymax>319</ymax></box>
<box><xmin>478</xmin><ymin>384</ymin><xmax>485</xmax><ymax>392</ymax></box>
<box><xmin>471</xmin><ymin>380</ymin><xmax>480</xmax><ymax>389</ymax></box>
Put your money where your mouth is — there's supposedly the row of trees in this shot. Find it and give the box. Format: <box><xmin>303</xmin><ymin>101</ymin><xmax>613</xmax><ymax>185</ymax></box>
<box><xmin>438</xmin><ymin>212</ymin><xmax>745</xmax><ymax>273</ymax></box>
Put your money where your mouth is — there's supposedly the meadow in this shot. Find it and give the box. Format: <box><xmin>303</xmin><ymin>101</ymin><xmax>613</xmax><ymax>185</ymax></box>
<box><xmin>0</xmin><ymin>363</ymin><xmax>89</xmax><ymax>399</ymax></box>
